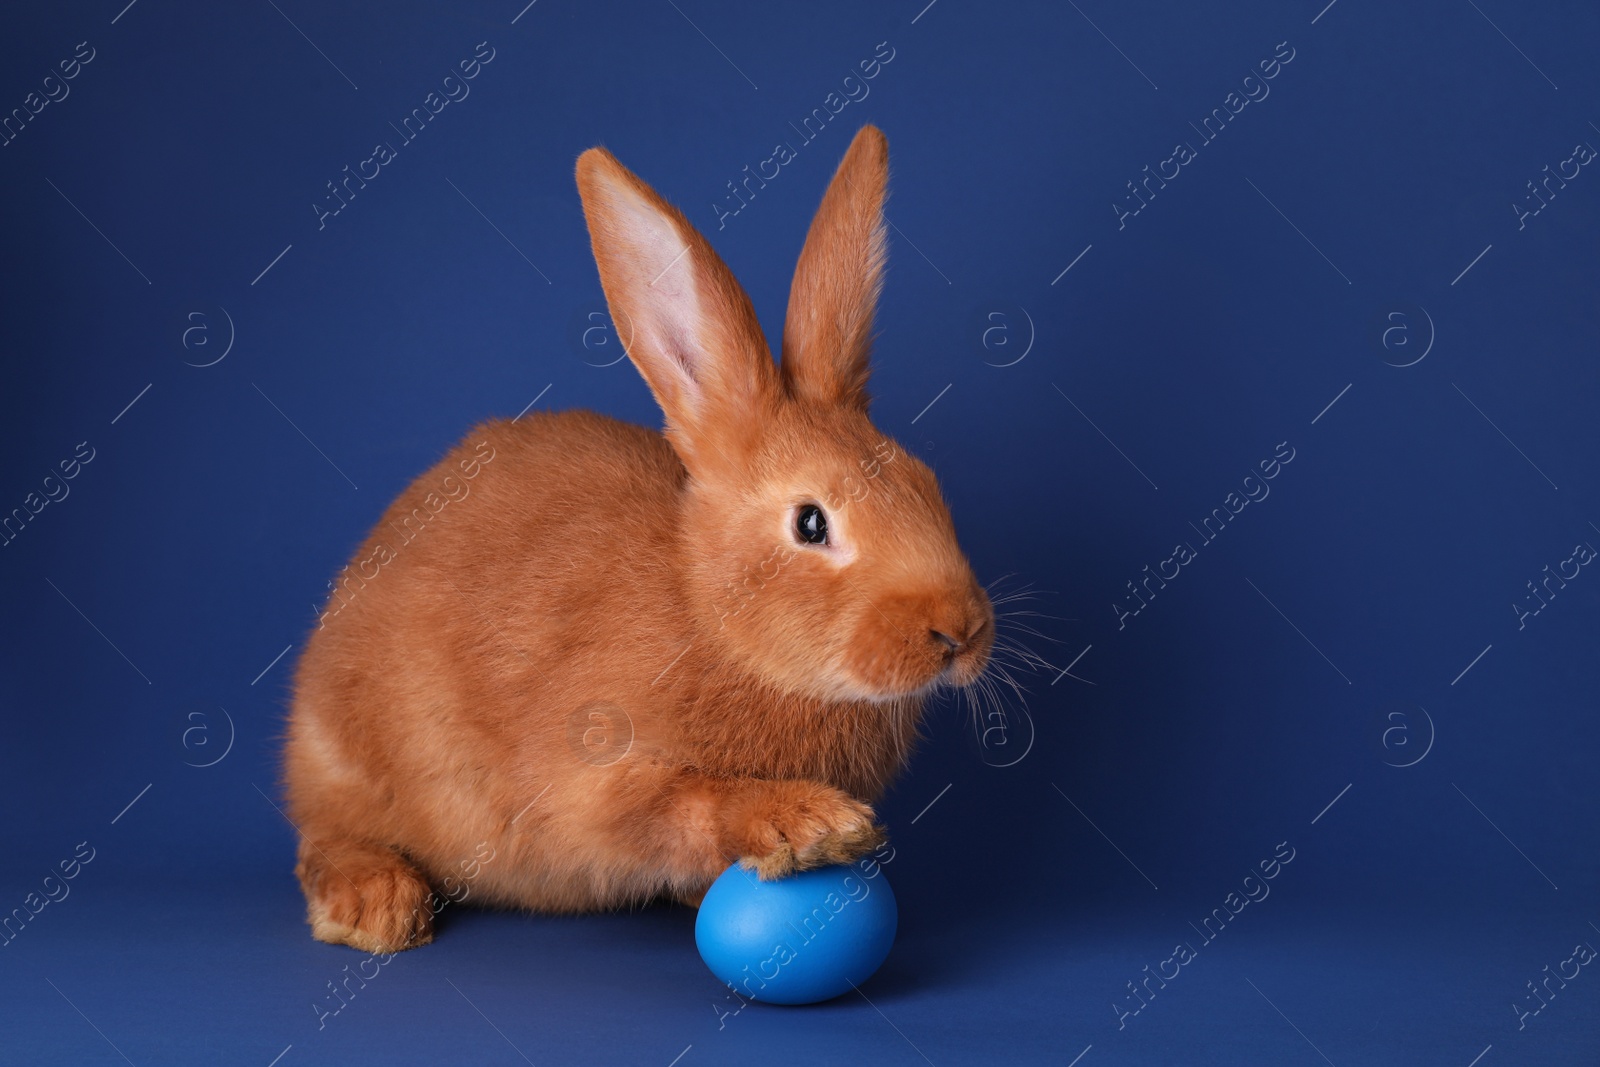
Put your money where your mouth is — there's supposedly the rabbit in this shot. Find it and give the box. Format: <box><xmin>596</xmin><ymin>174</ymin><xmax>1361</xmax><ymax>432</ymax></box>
<box><xmin>282</xmin><ymin>124</ymin><xmax>994</xmax><ymax>954</ymax></box>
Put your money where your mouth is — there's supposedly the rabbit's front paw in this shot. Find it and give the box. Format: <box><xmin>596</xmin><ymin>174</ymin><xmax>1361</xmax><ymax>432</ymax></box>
<box><xmin>729</xmin><ymin>781</ymin><xmax>887</xmax><ymax>880</ymax></box>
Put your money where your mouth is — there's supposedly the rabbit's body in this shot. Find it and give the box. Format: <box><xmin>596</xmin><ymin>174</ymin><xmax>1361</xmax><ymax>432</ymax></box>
<box><xmin>285</xmin><ymin>127</ymin><xmax>993</xmax><ymax>954</ymax></box>
<box><xmin>287</xmin><ymin>411</ymin><xmax>919</xmax><ymax>924</ymax></box>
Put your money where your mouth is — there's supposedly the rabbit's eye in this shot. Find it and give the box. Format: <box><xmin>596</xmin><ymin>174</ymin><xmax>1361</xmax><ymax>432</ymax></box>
<box><xmin>795</xmin><ymin>504</ymin><xmax>829</xmax><ymax>546</ymax></box>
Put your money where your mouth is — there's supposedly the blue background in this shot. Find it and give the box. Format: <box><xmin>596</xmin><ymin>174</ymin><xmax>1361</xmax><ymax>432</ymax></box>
<box><xmin>3</xmin><ymin>0</ymin><xmax>1597</xmax><ymax>1063</ymax></box>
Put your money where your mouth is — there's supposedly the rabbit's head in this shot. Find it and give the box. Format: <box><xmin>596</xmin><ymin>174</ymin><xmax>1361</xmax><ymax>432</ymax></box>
<box><xmin>577</xmin><ymin>126</ymin><xmax>992</xmax><ymax>703</ymax></box>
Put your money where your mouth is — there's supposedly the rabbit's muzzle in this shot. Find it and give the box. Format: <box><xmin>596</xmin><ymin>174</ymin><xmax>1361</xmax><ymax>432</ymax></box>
<box><xmin>842</xmin><ymin>584</ymin><xmax>994</xmax><ymax>698</ymax></box>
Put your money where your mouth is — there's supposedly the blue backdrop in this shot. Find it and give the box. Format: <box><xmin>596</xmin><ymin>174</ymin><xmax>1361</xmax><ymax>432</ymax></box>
<box><xmin>3</xmin><ymin>1</ymin><xmax>1597</xmax><ymax>1064</ymax></box>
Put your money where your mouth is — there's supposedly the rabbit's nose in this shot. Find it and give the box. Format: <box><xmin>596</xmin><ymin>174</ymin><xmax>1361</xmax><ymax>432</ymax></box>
<box><xmin>931</xmin><ymin>613</ymin><xmax>987</xmax><ymax>654</ymax></box>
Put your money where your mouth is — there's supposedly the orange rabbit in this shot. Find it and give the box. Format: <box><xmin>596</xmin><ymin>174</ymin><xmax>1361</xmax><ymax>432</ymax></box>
<box><xmin>282</xmin><ymin>125</ymin><xmax>994</xmax><ymax>953</ymax></box>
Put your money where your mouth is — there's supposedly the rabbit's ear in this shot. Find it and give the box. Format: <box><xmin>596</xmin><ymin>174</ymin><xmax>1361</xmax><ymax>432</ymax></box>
<box><xmin>576</xmin><ymin>147</ymin><xmax>778</xmax><ymax>467</ymax></box>
<box><xmin>781</xmin><ymin>125</ymin><xmax>889</xmax><ymax>411</ymax></box>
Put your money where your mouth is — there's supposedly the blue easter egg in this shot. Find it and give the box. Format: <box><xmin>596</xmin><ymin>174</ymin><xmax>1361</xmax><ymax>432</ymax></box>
<box><xmin>694</xmin><ymin>861</ymin><xmax>897</xmax><ymax>1005</ymax></box>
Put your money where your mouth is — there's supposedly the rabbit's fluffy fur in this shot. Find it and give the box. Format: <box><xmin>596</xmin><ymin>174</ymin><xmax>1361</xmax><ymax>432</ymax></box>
<box><xmin>283</xmin><ymin>126</ymin><xmax>993</xmax><ymax>954</ymax></box>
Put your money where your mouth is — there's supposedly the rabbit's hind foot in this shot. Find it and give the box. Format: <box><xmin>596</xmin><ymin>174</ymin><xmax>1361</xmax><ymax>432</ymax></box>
<box><xmin>296</xmin><ymin>835</ymin><xmax>436</xmax><ymax>954</ymax></box>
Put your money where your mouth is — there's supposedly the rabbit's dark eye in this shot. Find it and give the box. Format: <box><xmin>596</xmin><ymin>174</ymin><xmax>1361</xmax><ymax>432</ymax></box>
<box><xmin>795</xmin><ymin>504</ymin><xmax>829</xmax><ymax>546</ymax></box>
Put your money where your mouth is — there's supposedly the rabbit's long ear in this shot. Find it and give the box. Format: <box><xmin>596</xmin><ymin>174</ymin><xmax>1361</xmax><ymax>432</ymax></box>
<box><xmin>576</xmin><ymin>147</ymin><xmax>778</xmax><ymax>469</ymax></box>
<box><xmin>781</xmin><ymin>125</ymin><xmax>889</xmax><ymax>411</ymax></box>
